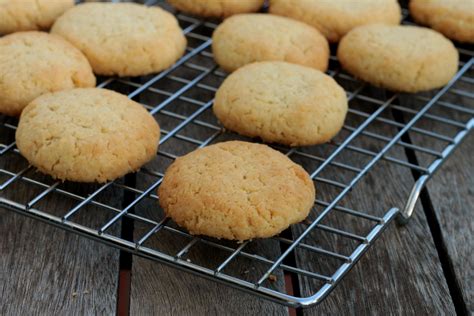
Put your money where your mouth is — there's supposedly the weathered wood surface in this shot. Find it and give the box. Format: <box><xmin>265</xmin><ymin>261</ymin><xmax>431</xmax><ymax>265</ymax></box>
<box><xmin>405</xmin><ymin>83</ymin><xmax>474</xmax><ymax>314</ymax></box>
<box><xmin>127</xmin><ymin>83</ymin><xmax>288</xmax><ymax>315</ymax></box>
<box><xmin>427</xmin><ymin>132</ymin><xmax>473</xmax><ymax>313</ymax></box>
<box><xmin>129</xmin><ymin>161</ymin><xmax>287</xmax><ymax>315</ymax></box>
<box><xmin>0</xmin><ymin>120</ymin><xmax>120</xmax><ymax>315</ymax></box>
<box><xmin>293</xmin><ymin>89</ymin><xmax>456</xmax><ymax>315</ymax></box>
<box><xmin>302</xmin><ymin>165</ymin><xmax>456</xmax><ymax>315</ymax></box>
<box><xmin>2</xmin><ymin>56</ymin><xmax>471</xmax><ymax>316</ymax></box>
<box><xmin>1</xmin><ymin>86</ymin><xmax>471</xmax><ymax>315</ymax></box>
<box><xmin>130</xmin><ymin>257</ymin><xmax>288</xmax><ymax>315</ymax></box>
<box><xmin>1</xmin><ymin>1</ymin><xmax>472</xmax><ymax>314</ymax></box>
<box><xmin>0</xmin><ymin>210</ymin><xmax>119</xmax><ymax>316</ymax></box>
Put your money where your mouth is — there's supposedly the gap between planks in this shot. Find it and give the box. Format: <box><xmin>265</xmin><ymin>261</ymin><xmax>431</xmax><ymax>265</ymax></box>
<box><xmin>391</xmin><ymin>106</ymin><xmax>469</xmax><ymax>315</ymax></box>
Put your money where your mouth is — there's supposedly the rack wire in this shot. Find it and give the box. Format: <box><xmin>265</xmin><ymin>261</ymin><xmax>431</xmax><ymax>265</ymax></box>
<box><xmin>0</xmin><ymin>1</ymin><xmax>473</xmax><ymax>308</ymax></box>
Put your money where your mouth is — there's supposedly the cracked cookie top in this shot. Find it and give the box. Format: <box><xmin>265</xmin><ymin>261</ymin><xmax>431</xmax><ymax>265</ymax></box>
<box><xmin>212</xmin><ymin>13</ymin><xmax>329</xmax><ymax>73</ymax></box>
<box><xmin>0</xmin><ymin>31</ymin><xmax>95</xmax><ymax>116</ymax></box>
<box><xmin>16</xmin><ymin>88</ymin><xmax>160</xmax><ymax>183</ymax></box>
<box><xmin>51</xmin><ymin>2</ymin><xmax>187</xmax><ymax>77</ymax></box>
<box><xmin>337</xmin><ymin>24</ymin><xmax>459</xmax><ymax>93</ymax></box>
<box><xmin>410</xmin><ymin>0</ymin><xmax>474</xmax><ymax>44</ymax></box>
<box><xmin>269</xmin><ymin>0</ymin><xmax>401</xmax><ymax>43</ymax></box>
<box><xmin>0</xmin><ymin>0</ymin><xmax>73</xmax><ymax>35</ymax></box>
<box><xmin>158</xmin><ymin>141</ymin><xmax>315</xmax><ymax>241</ymax></box>
<box><xmin>214</xmin><ymin>61</ymin><xmax>348</xmax><ymax>146</ymax></box>
<box><xmin>166</xmin><ymin>0</ymin><xmax>264</xmax><ymax>18</ymax></box>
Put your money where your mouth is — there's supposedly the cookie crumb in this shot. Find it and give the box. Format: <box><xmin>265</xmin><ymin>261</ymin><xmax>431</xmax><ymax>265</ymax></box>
<box><xmin>268</xmin><ymin>274</ymin><xmax>277</xmax><ymax>282</ymax></box>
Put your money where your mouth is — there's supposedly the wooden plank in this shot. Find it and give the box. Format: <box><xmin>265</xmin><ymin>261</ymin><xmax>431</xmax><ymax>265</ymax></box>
<box><xmin>129</xmin><ymin>31</ymin><xmax>458</xmax><ymax>313</ymax></box>
<box><xmin>300</xmin><ymin>167</ymin><xmax>456</xmax><ymax>314</ymax></box>
<box><xmin>426</xmin><ymin>132</ymin><xmax>473</xmax><ymax>313</ymax></box>
<box><xmin>295</xmin><ymin>88</ymin><xmax>456</xmax><ymax>314</ymax></box>
<box><xmin>129</xmin><ymin>143</ymin><xmax>289</xmax><ymax>315</ymax></box>
<box><xmin>0</xmin><ymin>119</ymin><xmax>120</xmax><ymax>315</ymax></box>
<box><xmin>129</xmin><ymin>169</ymin><xmax>289</xmax><ymax>315</ymax></box>
<box><xmin>403</xmin><ymin>78</ymin><xmax>474</xmax><ymax>313</ymax></box>
<box><xmin>0</xmin><ymin>210</ymin><xmax>119</xmax><ymax>315</ymax></box>
<box><xmin>130</xmin><ymin>256</ymin><xmax>288</xmax><ymax>315</ymax></box>
<box><xmin>130</xmin><ymin>73</ymin><xmax>288</xmax><ymax>315</ymax></box>
<box><xmin>124</xmin><ymin>3</ymin><xmax>286</xmax><ymax>313</ymax></box>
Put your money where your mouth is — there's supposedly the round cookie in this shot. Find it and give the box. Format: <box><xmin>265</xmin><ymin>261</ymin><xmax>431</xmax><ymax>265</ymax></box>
<box><xmin>410</xmin><ymin>0</ymin><xmax>474</xmax><ymax>44</ymax></box>
<box><xmin>212</xmin><ymin>13</ymin><xmax>329</xmax><ymax>73</ymax></box>
<box><xmin>167</xmin><ymin>0</ymin><xmax>264</xmax><ymax>18</ymax></box>
<box><xmin>16</xmin><ymin>88</ymin><xmax>160</xmax><ymax>183</ymax></box>
<box><xmin>0</xmin><ymin>31</ymin><xmax>96</xmax><ymax>116</ymax></box>
<box><xmin>337</xmin><ymin>25</ymin><xmax>459</xmax><ymax>93</ymax></box>
<box><xmin>158</xmin><ymin>141</ymin><xmax>315</xmax><ymax>241</ymax></box>
<box><xmin>269</xmin><ymin>0</ymin><xmax>401</xmax><ymax>42</ymax></box>
<box><xmin>51</xmin><ymin>3</ymin><xmax>187</xmax><ymax>77</ymax></box>
<box><xmin>214</xmin><ymin>62</ymin><xmax>348</xmax><ymax>146</ymax></box>
<box><xmin>0</xmin><ymin>0</ymin><xmax>73</xmax><ymax>35</ymax></box>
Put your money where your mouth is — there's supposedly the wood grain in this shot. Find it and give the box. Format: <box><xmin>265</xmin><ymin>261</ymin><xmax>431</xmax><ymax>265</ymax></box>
<box><xmin>0</xmin><ymin>119</ymin><xmax>120</xmax><ymax>315</ymax></box>
<box><xmin>426</xmin><ymin>132</ymin><xmax>473</xmax><ymax>313</ymax></box>
<box><xmin>128</xmin><ymin>157</ymin><xmax>289</xmax><ymax>315</ymax></box>
<box><xmin>1</xmin><ymin>1</ymin><xmax>471</xmax><ymax>313</ymax></box>
<box><xmin>122</xmin><ymin>49</ymin><xmax>288</xmax><ymax>314</ymax></box>
<box><xmin>403</xmin><ymin>80</ymin><xmax>474</xmax><ymax>313</ymax></box>
<box><xmin>294</xmin><ymin>89</ymin><xmax>456</xmax><ymax>314</ymax></box>
<box><xmin>0</xmin><ymin>210</ymin><xmax>119</xmax><ymax>315</ymax></box>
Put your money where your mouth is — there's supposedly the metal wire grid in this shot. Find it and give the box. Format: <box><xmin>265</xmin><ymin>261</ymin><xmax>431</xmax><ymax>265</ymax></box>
<box><xmin>1</xmin><ymin>2</ymin><xmax>473</xmax><ymax>308</ymax></box>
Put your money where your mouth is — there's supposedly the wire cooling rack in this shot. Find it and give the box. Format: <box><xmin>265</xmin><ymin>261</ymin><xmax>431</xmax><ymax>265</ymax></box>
<box><xmin>0</xmin><ymin>1</ymin><xmax>473</xmax><ymax>308</ymax></box>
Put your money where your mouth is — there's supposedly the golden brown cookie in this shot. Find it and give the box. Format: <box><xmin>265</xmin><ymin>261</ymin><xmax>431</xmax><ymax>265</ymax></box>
<box><xmin>16</xmin><ymin>88</ymin><xmax>160</xmax><ymax>183</ymax></box>
<box><xmin>269</xmin><ymin>0</ymin><xmax>401</xmax><ymax>42</ymax></box>
<box><xmin>158</xmin><ymin>141</ymin><xmax>315</xmax><ymax>241</ymax></box>
<box><xmin>214</xmin><ymin>62</ymin><xmax>348</xmax><ymax>146</ymax></box>
<box><xmin>0</xmin><ymin>31</ymin><xmax>95</xmax><ymax>116</ymax></box>
<box><xmin>0</xmin><ymin>0</ymin><xmax>73</xmax><ymax>34</ymax></box>
<box><xmin>167</xmin><ymin>0</ymin><xmax>264</xmax><ymax>18</ymax></box>
<box><xmin>410</xmin><ymin>0</ymin><xmax>474</xmax><ymax>43</ymax></box>
<box><xmin>212</xmin><ymin>13</ymin><xmax>329</xmax><ymax>72</ymax></box>
<box><xmin>51</xmin><ymin>2</ymin><xmax>187</xmax><ymax>77</ymax></box>
<box><xmin>337</xmin><ymin>24</ymin><xmax>459</xmax><ymax>93</ymax></box>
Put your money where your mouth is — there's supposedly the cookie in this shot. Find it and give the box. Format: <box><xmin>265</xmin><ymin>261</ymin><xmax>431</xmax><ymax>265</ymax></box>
<box><xmin>0</xmin><ymin>0</ymin><xmax>73</xmax><ymax>34</ymax></box>
<box><xmin>167</xmin><ymin>0</ymin><xmax>264</xmax><ymax>18</ymax></box>
<box><xmin>158</xmin><ymin>141</ymin><xmax>315</xmax><ymax>241</ymax></box>
<box><xmin>0</xmin><ymin>31</ymin><xmax>95</xmax><ymax>117</ymax></box>
<box><xmin>214</xmin><ymin>62</ymin><xmax>348</xmax><ymax>146</ymax></box>
<box><xmin>212</xmin><ymin>14</ymin><xmax>329</xmax><ymax>72</ymax></box>
<box><xmin>337</xmin><ymin>24</ymin><xmax>459</xmax><ymax>93</ymax></box>
<box><xmin>269</xmin><ymin>0</ymin><xmax>401</xmax><ymax>42</ymax></box>
<box><xmin>16</xmin><ymin>88</ymin><xmax>160</xmax><ymax>183</ymax></box>
<box><xmin>51</xmin><ymin>3</ymin><xmax>187</xmax><ymax>77</ymax></box>
<box><xmin>410</xmin><ymin>0</ymin><xmax>474</xmax><ymax>43</ymax></box>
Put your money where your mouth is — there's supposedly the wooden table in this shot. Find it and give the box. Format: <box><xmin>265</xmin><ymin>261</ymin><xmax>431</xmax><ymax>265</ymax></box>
<box><xmin>0</xmin><ymin>2</ymin><xmax>472</xmax><ymax>314</ymax></box>
<box><xmin>1</xmin><ymin>126</ymin><xmax>471</xmax><ymax>315</ymax></box>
